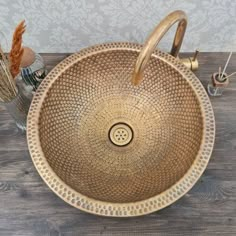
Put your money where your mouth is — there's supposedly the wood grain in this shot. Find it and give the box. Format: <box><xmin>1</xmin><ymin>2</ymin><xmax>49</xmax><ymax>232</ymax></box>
<box><xmin>0</xmin><ymin>52</ymin><xmax>236</xmax><ymax>236</ymax></box>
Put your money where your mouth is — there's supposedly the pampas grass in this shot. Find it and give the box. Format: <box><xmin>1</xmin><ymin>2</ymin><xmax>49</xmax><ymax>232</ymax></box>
<box><xmin>9</xmin><ymin>20</ymin><xmax>25</xmax><ymax>78</ymax></box>
<box><xmin>0</xmin><ymin>20</ymin><xmax>26</xmax><ymax>102</ymax></box>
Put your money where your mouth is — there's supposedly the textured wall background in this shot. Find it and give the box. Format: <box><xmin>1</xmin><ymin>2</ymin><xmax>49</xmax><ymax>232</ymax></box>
<box><xmin>0</xmin><ymin>0</ymin><xmax>236</xmax><ymax>53</ymax></box>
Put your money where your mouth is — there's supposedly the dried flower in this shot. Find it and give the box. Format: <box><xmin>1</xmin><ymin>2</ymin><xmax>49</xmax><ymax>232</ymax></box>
<box><xmin>9</xmin><ymin>20</ymin><xmax>26</xmax><ymax>78</ymax></box>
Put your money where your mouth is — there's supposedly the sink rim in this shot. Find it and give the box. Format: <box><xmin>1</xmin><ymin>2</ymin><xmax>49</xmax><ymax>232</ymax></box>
<box><xmin>27</xmin><ymin>42</ymin><xmax>215</xmax><ymax>217</ymax></box>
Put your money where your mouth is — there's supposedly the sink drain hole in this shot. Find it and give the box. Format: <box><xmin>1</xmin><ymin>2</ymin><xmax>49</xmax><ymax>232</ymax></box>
<box><xmin>108</xmin><ymin>123</ymin><xmax>133</xmax><ymax>147</ymax></box>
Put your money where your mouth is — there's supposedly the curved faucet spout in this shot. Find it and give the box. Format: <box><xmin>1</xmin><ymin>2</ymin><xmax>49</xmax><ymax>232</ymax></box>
<box><xmin>132</xmin><ymin>10</ymin><xmax>187</xmax><ymax>86</ymax></box>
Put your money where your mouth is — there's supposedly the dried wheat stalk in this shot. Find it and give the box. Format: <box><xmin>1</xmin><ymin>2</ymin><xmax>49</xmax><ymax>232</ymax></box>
<box><xmin>0</xmin><ymin>46</ymin><xmax>17</xmax><ymax>102</ymax></box>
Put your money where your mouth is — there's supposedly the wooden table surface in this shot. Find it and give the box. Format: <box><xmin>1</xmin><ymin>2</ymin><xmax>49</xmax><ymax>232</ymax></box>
<box><xmin>0</xmin><ymin>53</ymin><xmax>235</xmax><ymax>236</ymax></box>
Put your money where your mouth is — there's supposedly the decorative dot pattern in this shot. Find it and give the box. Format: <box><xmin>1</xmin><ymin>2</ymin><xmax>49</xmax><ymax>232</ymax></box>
<box><xmin>27</xmin><ymin>42</ymin><xmax>215</xmax><ymax>217</ymax></box>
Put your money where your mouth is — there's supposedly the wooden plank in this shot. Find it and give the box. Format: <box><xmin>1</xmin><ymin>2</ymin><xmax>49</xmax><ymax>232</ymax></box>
<box><xmin>0</xmin><ymin>52</ymin><xmax>235</xmax><ymax>236</ymax></box>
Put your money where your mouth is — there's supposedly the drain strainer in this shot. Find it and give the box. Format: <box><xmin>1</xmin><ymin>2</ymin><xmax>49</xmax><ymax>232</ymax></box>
<box><xmin>109</xmin><ymin>123</ymin><xmax>133</xmax><ymax>146</ymax></box>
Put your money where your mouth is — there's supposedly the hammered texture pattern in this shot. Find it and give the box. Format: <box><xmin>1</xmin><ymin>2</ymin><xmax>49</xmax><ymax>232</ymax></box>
<box><xmin>27</xmin><ymin>43</ymin><xmax>215</xmax><ymax>216</ymax></box>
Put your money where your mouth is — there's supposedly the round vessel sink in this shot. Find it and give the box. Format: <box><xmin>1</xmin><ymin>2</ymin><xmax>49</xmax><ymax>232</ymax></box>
<box><xmin>27</xmin><ymin>11</ymin><xmax>215</xmax><ymax>217</ymax></box>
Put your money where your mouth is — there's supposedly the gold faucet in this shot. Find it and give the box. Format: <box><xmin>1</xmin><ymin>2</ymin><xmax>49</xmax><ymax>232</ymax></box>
<box><xmin>132</xmin><ymin>10</ymin><xmax>199</xmax><ymax>86</ymax></box>
<box><xmin>180</xmin><ymin>50</ymin><xmax>199</xmax><ymax>71</ymax></box>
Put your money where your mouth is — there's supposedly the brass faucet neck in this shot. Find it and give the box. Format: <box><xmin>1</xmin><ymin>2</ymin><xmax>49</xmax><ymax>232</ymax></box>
<box><xmin>132</xmin><ymin>10</ymin><xmax>187</xmax><ymax>86</ymax></box>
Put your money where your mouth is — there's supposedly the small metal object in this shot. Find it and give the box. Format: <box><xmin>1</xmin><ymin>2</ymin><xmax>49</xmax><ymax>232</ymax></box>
<box><xmin>27</xmin><ymin>11</ymin><xmax>215</xmax><ymax>217</ymax></box>
<box><xmin>180</xmin><ymin>50</ymin><xmax>199</xmax><ymax>71</ymax></box>
<box><xmin>109</xmin><ymin>123</ymin><xmax>133</xmax><ymax>146</ymax></box>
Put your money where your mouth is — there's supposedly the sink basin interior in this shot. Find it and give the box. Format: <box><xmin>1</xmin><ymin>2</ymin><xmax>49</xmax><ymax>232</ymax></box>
<box><xmin>38</xmin><ymin>48</ymin><xmax>203</xmax><ymax>203</ymax></box>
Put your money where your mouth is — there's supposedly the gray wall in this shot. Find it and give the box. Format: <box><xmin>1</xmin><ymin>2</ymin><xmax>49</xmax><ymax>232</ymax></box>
<box><xmin>1</xmin><ymin>0</ymin><xmax>236</xmax><ymax>53</ymax></box>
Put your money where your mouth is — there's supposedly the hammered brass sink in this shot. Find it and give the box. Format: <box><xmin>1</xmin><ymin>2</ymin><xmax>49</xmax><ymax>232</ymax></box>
<box><xmin>27</xmin><ymin>11</ymin><xmax>215</xmax><ymax>217</ymax></box>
